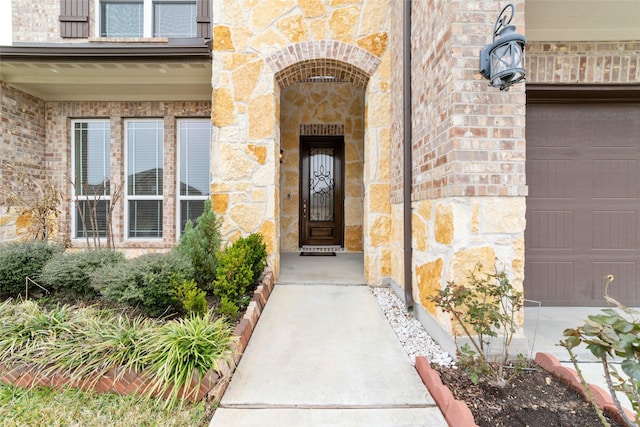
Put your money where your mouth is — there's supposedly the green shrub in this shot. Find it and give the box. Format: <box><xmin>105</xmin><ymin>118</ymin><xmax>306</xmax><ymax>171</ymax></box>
<box><xmin>241</xmin><ymin>233</ymin><xmax>268</xmax><ymax>290</ymax></box>
<box><xmin>560</xmin><ymin>275</ymin><xmax>640</xmax><ymax>427</ymax></box>
<box><xmin>175</xmin><ymin>199</ymin><xmax>222</xmax><ymax>291</ymax></box>
<box><xmin>39</xmin><ymin>250</ymin><xmax>125</xmax><ymax>297</ymax></box>
<box><xmin>174</xmin><ymin>278</ymin><xmax>208</xmax><ymax>317</ymax></box>
<box><xmin>0</xmin><ymin>241</ymin><xmax>64</xmax><ymax>296</ymax></box>
<box><xmin>217</xmin><ymin>296</ymin><xmax>239</xmax><ymax>319</ymax></box>
<box><xmin>213</xmin><ymin>242</ymin><xmax>253</xmax><ymax>318</ymax></box>
<box><xmin>92</xmin><ymin>252</ymin><xmax>194</xmax><ymax>317</ymax></box>
<box><xmin>212</xmin><ymin>233</ymin><xmax>267</xmax><ymax>318</ymax></box>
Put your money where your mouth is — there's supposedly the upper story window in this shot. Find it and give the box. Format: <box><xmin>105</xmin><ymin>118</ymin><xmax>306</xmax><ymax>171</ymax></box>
<box><xmin>100</xmin><ymin>0</ymin><xmax>196</xmax><ymax>38</ymax></box>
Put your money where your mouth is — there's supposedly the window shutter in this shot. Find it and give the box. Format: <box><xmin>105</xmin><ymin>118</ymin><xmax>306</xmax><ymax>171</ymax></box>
<box><xmin>196</xmin><ymin>0</ymin><xmax>211</xmax><ymax>39</ymax></box>
<box><xmin>59</xmin><ymin>0</ymin><xmax>89</xmax><ymax>38</ymax></box>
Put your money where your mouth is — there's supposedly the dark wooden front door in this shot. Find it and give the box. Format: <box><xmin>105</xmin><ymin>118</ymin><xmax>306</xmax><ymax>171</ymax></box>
<box><xmin>300</xmin><ymin>136</ymin><xmax>344</xmax><ymax>247</ymax></box>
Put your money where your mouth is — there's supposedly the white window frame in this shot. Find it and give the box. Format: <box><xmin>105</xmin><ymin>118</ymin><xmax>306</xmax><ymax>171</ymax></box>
<box><xmin>176</xmin><ymin>119</ymin><xmax>211</xmax><ymax>239</ymax></box>
<box><xmin>71</xmin><ymin>119</ymin><xmax>111</xmax><ymax>242</ymax></box>
<box><xmin>96</xmin><ymin>0</ymin><xmax>197</xmax><ymax>38</ymax></box>
<box><xmin>125</xmin><ymin>119</ymin><xmax>164</xmax><ymax>240</ymax></box>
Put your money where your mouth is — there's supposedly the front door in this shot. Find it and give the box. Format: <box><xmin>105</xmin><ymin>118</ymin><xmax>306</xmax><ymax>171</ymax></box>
<box><xmin>300</xmin><ymin>136</ymin><xmax>344</xmax><ymax>247</ymax></box>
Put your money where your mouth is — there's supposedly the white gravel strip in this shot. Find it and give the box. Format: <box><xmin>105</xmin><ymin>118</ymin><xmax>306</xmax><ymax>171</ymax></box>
<box><xmin>372</xmin><ymin>286</ymin><xmax>453</xmax><ymax>367</ymax></box>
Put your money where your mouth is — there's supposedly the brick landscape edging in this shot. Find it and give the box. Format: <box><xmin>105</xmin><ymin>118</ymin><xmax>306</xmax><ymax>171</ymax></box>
<box><xmin>0</xmin><ymin>270</ymin><xmax>275</xmax><ymax>403</ymax></box>
<box><xmin>414</xmin><ymin>356</ymin><xmax>479</xmax><ymax>427</ymax></box>
<box><xmin>415</xmin><ymin>353</ymin><xmax>637</xmax><ymax>427</ymax></box>
<box><xmin>534</xmin><ymin>352</ymin><xmax>636</xmax><ymax>426</ymax></box>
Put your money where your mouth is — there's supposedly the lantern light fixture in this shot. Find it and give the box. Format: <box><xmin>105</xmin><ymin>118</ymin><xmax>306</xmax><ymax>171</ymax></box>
<box><xmin>479</xmin><ymin>3</ymin><xmax>526</xmax><ymax>91</ymax></box>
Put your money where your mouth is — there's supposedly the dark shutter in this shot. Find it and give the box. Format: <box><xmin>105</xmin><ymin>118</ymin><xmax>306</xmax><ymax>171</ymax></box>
<box><xmin>196</xmin><ymin>0</ymin><xmax>211</xmax><ymax>39</ymax></box>
<box><xmin>60</xmin><ymin>0</ymin><xmax>89</xmax><ymax>38</ymax></box>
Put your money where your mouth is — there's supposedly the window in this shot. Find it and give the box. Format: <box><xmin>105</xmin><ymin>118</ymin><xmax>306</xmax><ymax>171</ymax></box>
<box><xmin>154</xmin><ymin>1</ymin><xmax>196</xmax><ymax>38</ymax></box>
<box><xmin>126</xmin><ymin>120</ymin><xmax>164</xmax><ymax>238</ymax></box>
<box><xmin>101</xmin><ymin>1</ymin><xmax>143</xmax><ymax>37</ymax></box>
<box><xmin>72</xmin><ymin>120</ymin><xmax>110</xmax><ymax>239</ymax></box>
<box><xmin>177</xmin><ymin>120</ymin><xmax>211</xmax><ymax>235</ymax></box>
<box><xmin>100</xmin><ymin>0</ymin><xmax>196</xmax><ymax>38</ymax></box>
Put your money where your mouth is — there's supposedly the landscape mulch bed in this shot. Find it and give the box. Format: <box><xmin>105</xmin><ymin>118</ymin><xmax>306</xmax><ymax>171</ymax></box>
<box><xmin>434</xmin><ymin>363</ymin><xmax>622</xmax><ymax>427</ymax></box>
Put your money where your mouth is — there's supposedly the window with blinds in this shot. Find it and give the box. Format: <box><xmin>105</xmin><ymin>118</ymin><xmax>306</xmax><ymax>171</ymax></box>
<box><xmin>178</xmin><ymin>119</ymin><xmax>211</xmax><ymax>235</ymax></box>
<box><xmin>126</xmin><ymin>120</ymin><xmax>164</xmax><ymax>239</ymax></box>
<box><xmin>99</xmin><ymin>0</ymin><xmax>198</xmax><ymax>38</ymax></box>
<box><xmin>154</xmin><ymin>1</ymin><xmax>196</xmax><ymax>38</ymax></box>
<box><xmin>100</xmin><ymin>1</ymin><xmax>144</xmax><ymax>37</ymax></box>
<box><xmin>73</xmin><ymin>120</ymin><xmax>111</xmax><ymax>238</ymax></box>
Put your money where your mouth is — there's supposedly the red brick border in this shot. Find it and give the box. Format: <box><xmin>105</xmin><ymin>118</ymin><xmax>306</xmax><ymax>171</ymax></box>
<box><xmin>0</xmin><ymin>270</ymin><xmax>275</xmax><ymax>403</ymax></box>
<box><xmin>534</xmin><ymin>352</ymin><xmax>636</xmax><ymax>426</ymax></box>
<box><xmin>415</xmin><ymin>353</ymin><xmax>637</xmax><ymax>427</ymax></box>
<box><xmin>415</xmin><ymin>356</ymin><xmax>479</xmax><ymax>427</ymax></box>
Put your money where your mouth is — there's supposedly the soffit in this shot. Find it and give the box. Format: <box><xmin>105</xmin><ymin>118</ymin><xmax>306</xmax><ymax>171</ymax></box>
<box><xmin>0</xmin><ymin>60</ymin><xmax>212</xmax><ymax>101</ymax></box>
<box><xmin>525</xmin><ymin>0</ymin><xmax>640</xmax><ymax>41</ymax></box>
<box><xmin>0</xmin><ymin>41</ymin><xmax>213</xmax><ymax>102</ymax></box>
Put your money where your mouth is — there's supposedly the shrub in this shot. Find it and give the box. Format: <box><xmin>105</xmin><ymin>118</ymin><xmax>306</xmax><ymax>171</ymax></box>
<box><xmin>212</xmin><ymin>233</ymin><xmax>267</xmax><ymax>318</ymax></box>
<box><xmin>174</xmin><ymin>278</ymin><xmax>208</xmax><ymax>317</ymax></box>
<box><xmin>175</xmin><ymin>199</ymin><xmax>222</xmax><ymax>291</ymax></box>
<box><xmin>213</xmin><ymin>242</ymin><xmax>253</xmax><ymax>318</ymax></box>
<box><xmin>92</xmin><ymin>252</ymin><xmax>194</xmax><ymax>317</ymax></box>
<box><xmin>0</xmin><ymin>241</ymin><xmax>64</xmax><ymax>296</ymax></box>
<box><xmin>429</xmin><ymin>263</ymin><xmax>523</xmax><ymax>387</ymax></box>
<box><xmin>560</xmin><ymin>275</ymin><xmax>640</xmax><ymax>427</ymax></box>
<box><xmin>241</xmin><ymin>233</ymin><xmax>268</xmax><ymax>291</ymax></box>
<box><xmin>39</xmin><ymin>250</ymin><xmax>125</xmax><ymax>297</ymax></box>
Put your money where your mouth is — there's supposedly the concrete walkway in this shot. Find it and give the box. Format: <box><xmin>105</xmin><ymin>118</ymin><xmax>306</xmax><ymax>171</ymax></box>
<box><xmin>210</xmin><ymin>254</ymin><xmax>447</xmax><ymax>426</ymax></box>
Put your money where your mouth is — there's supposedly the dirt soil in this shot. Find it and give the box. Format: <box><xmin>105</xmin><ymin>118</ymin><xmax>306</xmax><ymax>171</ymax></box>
<box><xmin>434</xmin><ymin>363</ymin><xmax>623</xmax><ymax>427</ymax></box>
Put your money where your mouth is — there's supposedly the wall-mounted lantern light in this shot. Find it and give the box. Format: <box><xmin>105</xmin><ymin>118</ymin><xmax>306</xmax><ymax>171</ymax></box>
<box><xmin>479</xmin><ymin>3</ymin><xmax>526</xmax><ymax>91</ymax></box>
<box><xmin>280</xmin><ymin>149</ymin><xmax>284</xmax><ymax>164</ymax></box>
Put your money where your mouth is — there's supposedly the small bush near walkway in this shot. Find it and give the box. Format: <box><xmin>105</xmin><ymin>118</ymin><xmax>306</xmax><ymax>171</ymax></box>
<box><xmin>176</xmin><ymin>199</ymin><xmax>222</xmax><ymax>291</ymax></box>
<box><xmin>0</xmin><ymin>241</ymin><xmax>64</xmax><ymax>297</ymax></box>
<box><xmin>92</xmin><ymin>252</ymin><xmax>194</xmax><ymax>318</ymax></box>
<box><xmin>213</xmin><ymin>233</ymin><xmax>267</xmax><ymax>318</ymax></box>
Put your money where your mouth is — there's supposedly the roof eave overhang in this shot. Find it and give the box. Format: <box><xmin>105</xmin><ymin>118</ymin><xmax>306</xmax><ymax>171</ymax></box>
<box><xmin>0</xmin><ymin>40</ymin><xmax>212</xmax><ymax>62</ymax></box>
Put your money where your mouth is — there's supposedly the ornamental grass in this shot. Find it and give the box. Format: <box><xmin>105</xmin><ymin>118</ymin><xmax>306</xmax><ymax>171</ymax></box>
<box><xmin>0</xmin><ymin>299</ymin><xmax>235</xmax><ymax>408</ymax></box>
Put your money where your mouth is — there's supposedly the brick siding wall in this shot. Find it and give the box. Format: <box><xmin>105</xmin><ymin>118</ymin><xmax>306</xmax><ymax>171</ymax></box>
<box><xmin>11</xmin><ymin>0</ymin><xmax>65</xmax><ymax>43</ymax></box>
<box><xmin>0</xmin><ymin>83</ymin><xmax>47</xmax><ymax>241</ymax></box>
<box><xmin>526</xmin><ymin>41</ymin><xmax>640</xmax><ymax>84</ymax></box>
<box><xmin>410</xmin><ymin>0</ymin><xmax>527</xmax><ymax>201</ymax></box>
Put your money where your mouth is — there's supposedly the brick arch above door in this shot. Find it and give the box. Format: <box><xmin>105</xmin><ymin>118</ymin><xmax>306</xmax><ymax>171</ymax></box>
<box><xmin>265</xmin><ymin>41</ymin><xmax>381</xmax><ymax>89</ymax></box>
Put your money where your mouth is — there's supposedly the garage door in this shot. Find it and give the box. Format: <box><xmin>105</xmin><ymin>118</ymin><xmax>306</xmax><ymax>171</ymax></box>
<box><xmin>525</xmin><ymin>98</ymin><xmax>640</xmax><ymax>306</ymax></box>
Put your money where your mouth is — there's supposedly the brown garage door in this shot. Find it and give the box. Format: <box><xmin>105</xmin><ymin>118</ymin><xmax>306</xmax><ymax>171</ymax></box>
<box><xmin>525</xmin><ymin>97</ymin><xmax>640</xmax><ymax>306</ymax></box>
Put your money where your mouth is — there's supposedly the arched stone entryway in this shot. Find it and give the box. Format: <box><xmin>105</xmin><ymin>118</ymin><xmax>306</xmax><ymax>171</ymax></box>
<box><xmin>267</xmin><ymin>42</ymin><xmax>375</xmax><ymax>257</ymax></box>
<box><xmin>210</xmin><ymin>0</ymin><xmax>393</xmax><ymax>284</ymax></box>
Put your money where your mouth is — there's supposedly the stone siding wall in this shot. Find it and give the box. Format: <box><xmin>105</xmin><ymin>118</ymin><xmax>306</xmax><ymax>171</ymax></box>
<box><xmin>212</xmin><ymin>0</ymin><xmax>391</xmax><ymax>281</ymax></box>
<box><xmin>0</xmin><ymin>83</ymin><xmax>47</xmax><ymax>241</ymax></box>
<box><xmin>526</xmin><ymin>42</ymin><xmax>640</xmax><ymax>84</ymax></box>
<box><xmin>44</xmin><ymin>100</ymin><xmax>211</xmax><ymax>252</ymax></box>
<box><xmin>280</xmin><ymin>82</ymin><xmax>364</xmax><ymax>252</ymax></box>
